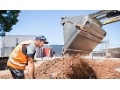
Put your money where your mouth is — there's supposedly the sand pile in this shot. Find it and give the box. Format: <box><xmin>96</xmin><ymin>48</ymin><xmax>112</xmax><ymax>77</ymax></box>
<box><xmin>27</xmin><ymin>55</ymin><xmax>120</xmax><ymax>79</ymax></box>
<box><xmin>31</xmin><ymin>56</ymin><xmax>96</xmax><ymax>79</ymax></box>
<box><xmin>1</xmin><ymin>55</ymin><xmax>120</xmax><ymax>79</ymax></box>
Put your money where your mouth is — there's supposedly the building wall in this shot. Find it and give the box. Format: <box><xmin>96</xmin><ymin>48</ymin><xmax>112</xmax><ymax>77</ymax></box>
<box><xmin>2</xmin><ymin>35</ymin><xmax>36</xmax><ymax>47</ymax></box>
<box><xmin>50</xmin><ymin>45</ymin><xmax>63</xmax><ymax>56</ymax></box>
<box><xmin>1</xmin><ymin>35</ymin><xmax>63</xmax><ymax>57</ymax></box>
<box><xmin>1</xmin><ymin>35</ymin><xmax>36</xmax><ymax>57</ymax></box>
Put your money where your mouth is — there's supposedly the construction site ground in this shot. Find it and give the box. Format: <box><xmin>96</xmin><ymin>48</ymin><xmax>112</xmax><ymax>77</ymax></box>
<box><xmin>1</xmin><ymin>56</ymin><xmax>120</xmax><ymax>79</ymax></box>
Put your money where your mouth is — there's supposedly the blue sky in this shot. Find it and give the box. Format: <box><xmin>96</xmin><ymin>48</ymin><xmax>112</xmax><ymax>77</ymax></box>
<box><xmin>6</xmin><ymin>10</ymin><xmax>120</xmax><ymax>49</ymax></box>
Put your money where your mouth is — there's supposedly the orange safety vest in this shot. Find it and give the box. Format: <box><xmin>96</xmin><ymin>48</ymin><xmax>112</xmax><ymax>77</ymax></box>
<box><xmin>7</xmin><ymin>40</ymin><xmax>35</xmax><ymax>70</ymax></box>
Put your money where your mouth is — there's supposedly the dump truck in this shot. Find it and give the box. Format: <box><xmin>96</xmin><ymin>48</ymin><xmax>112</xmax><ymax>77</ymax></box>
<box><xmin>61</xmin><ymin>10</ymin><xmax>120</xmax><ymax>55</ymax></box>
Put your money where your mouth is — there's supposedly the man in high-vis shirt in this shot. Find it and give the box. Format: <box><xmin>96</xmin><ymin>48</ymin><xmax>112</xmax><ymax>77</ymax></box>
<box><xmin>7</xmin><ymin>35</ymin><xmax>49</xmax><ymax>79</ymax></box>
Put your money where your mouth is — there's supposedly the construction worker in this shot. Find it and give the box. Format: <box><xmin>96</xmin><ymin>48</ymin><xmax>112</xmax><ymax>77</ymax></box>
<box><xmin>7</xmin><ymin>35</ymin><xmax>49</xmax><ymax>79</ymax></box>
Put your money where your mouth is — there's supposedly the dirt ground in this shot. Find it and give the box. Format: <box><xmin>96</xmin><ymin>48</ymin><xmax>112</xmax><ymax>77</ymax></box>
<box><xmin>1</xmin><ymin>55</ymin><xmax>120</xmax><ymax>79</ymax></box>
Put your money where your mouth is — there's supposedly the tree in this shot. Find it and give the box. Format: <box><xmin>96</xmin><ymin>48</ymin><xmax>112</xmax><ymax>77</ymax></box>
<box><xmin>0</xmin><ymin>10</ymin><xmax>21</xmax><ymax>37</ymax></box>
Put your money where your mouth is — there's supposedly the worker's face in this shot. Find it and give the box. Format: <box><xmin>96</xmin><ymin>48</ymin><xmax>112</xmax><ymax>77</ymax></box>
<box><xmin>37</xmin><ymin>40</ymin><xmax>44</xmax><ymax>47</ymax></box>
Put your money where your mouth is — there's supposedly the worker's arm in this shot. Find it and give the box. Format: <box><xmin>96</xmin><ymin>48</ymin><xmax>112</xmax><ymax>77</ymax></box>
<box><xmin>27</xmin><ymin>56</ymin><xmax>35</xmax><ymax>79</ymax></box>
<box><xmin>26</xmin><ymin>43</ymin><xmax>36</xmax><ymax>79</ymax></box>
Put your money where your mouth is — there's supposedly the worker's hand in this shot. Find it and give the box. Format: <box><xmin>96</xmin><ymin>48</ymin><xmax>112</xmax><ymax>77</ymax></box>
<box><xmin>28</xmin><ymin>57</ymin><xmax>35</xmax><ymax>79</ymax></box>
<box><xmin>33</xmin><ymin>76</ymin><xmax>36</xmax><ymax>79</ymax></box>
<box><xmin>30</xmin><ymin>77</ymin><xmax>35</xmax><ymax>79</ymax></box>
